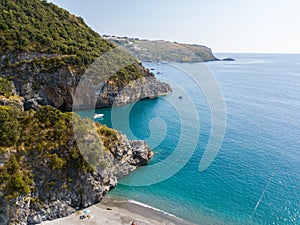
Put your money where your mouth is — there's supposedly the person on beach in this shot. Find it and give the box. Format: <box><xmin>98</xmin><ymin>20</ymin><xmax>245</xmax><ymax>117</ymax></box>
<box><xmin>131</xmin><ymin>221</ymin><xmax>137</xmax><ymax>225</ymax></box>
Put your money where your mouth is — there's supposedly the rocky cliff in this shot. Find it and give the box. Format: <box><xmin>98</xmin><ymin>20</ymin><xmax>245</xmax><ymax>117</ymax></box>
<box><xmin>0</xmin><ymin>104</ymin><xmax>153</xmax><ymax>225</ymax></box>
<box><xmin>0</xmin><ymin>49</ymin><xmax>171</xmax><ymax>112</ymax></box>
<box><xmin>0</xmin><ymin>136</ymin><xmax>152</xmax><ymax>225</ymax></box>
<box><xmin>0</xmin><ymin>1</ymin><xmax>166</xmax><ymax>224</ymax></box>
<box><xmin>0</xmin><ymin>0</ymin><xmax>171</xmax><ymax>111</ymax></box>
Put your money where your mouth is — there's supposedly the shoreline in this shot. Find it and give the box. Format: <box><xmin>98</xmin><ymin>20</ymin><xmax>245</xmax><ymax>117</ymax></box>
<box><xmin>41</xmin><ymin>195</ymin><xmax>195</xmax><ymax>225</ymax></box>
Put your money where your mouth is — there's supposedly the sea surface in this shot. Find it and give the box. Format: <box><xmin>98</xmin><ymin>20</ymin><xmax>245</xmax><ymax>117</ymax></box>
<box><xmin>79</xmin><ymin>54</ymin><xmax>300</xmax><ymax>225</ymax></box>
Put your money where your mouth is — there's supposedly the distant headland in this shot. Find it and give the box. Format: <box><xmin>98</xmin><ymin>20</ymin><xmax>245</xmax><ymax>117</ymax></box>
<box><xmin>103</xmin><ymin>35</ymin><xmax>235</xmax><ymax>63</ymax></box>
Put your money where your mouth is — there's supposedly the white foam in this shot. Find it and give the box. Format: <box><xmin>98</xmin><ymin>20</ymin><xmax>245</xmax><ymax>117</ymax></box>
<box><xmin>126</xmin><ymin>199</ymin><xmax>181</xmax><ymax>220</ymax></box>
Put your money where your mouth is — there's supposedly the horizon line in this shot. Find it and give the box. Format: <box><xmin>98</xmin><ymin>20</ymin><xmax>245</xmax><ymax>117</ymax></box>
<box><xmin>214</xmin><ymin>51</ymin><xmax>300</xmax><ymax>54</ymax></box>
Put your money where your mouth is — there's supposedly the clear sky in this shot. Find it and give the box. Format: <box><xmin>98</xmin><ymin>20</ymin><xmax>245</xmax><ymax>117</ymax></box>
<box><xmin>49</xmin><ymin>0</ymin><xmax>300</xmax><ymax>53</ymax></box>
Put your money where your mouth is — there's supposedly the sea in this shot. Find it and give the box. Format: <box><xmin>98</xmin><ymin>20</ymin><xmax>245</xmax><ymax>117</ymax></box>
<box><xmin>78</xmin><ymin>54</ymin><xmax>300</xmax><ymax>225</ymax></box>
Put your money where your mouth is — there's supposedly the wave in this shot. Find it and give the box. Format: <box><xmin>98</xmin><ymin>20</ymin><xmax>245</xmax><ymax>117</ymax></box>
<box><xmin>127</xmin><ymin>199</ymin><xmax>180</xmax><ymax>219</ymax></box>
<box><xmin>109</xmin><ymin>196</ymin><xmax>182</xmax><ymax>220</ymax></box>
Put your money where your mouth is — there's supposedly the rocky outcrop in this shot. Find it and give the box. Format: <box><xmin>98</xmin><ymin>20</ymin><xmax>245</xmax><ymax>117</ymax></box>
<box><xmin>0</xmin><ymin>95</ymin><xmax>24</xmax><ymax>111</ymax></box>
<box><xmin>0</xmin><ymin>52</ymin><xmax>171</xmax><ymax>111</ymax></box>
<box><xmin>114</xmin><ymin>77</ymin><xmax>172</xmax><ymax>105</ymax></box>
<box><xmin>0</xmin><ymin>52</ymin><xmax>77</xmax><ymax>111</ymax></box>
<box><xmin>97</xmin><ymin>76</ymin><xmax>172</xmax><ymax>108</ymax></box>
<box><xmin>0</xmin><ymin>128</ymin><xmax>152</xmax><ymax>225</ymax></box>
<box><xmin>222</xmin><ymin>57</ymin><xmax>235</xmax><ymax>61</ymax></box>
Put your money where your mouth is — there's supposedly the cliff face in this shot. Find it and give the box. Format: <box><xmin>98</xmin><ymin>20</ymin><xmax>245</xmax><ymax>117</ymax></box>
<box><xmin>0</xmin><ymin>137</ymin><xmax>151</xmax><ymax>225</ymax></box>
<box><xmin>0</xmin><ymin>1</ymin><xmax>168</xmax><ymax>223</ymax></box>
<box><xmin>95</xmin><ymin>76</ymin><xmax>172</xmax><ymax>108</ymax></box>
<box><xmin>0</xmin><ymin>52</ymin><xmax>77</xmax><ymax>111</ymax></box>
<box><xmin>0</xmin><ymin>0</ymin><xmax>171</xmax><ymax>111</ymax></box>
<box><xmin>0</xmin><ymin>105</ymin><xmax>152</xmax><ymax>225</ymax></box>
<box><xmin>0</xmin><ymin>51</ymin><xmax>171</xmax><ymax>112</ymax></box>
<box><xmin>0</xmin><ymin>136</ymin><xmax>151</xmax><ymax>225</ymax></box>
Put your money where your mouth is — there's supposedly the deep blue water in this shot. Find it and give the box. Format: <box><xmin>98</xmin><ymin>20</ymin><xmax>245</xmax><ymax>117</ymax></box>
<box><xmin>79</xmin><ymin>54</ymin><xmax>300</xmax><ymax>225</ymax></box>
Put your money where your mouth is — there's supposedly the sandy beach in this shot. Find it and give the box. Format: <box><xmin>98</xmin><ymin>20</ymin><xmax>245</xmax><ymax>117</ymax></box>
<box><xmin>41</xmin><ymin>195</ymin><xmax>195</xmax><ymax>225</ymax></box>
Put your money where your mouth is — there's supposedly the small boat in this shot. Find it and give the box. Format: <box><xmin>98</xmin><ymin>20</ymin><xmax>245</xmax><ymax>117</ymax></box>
<box><xmin>179</xmin><ymin>96</ymin><xmax>183</xmax><ymax>99</ymax></box>
<box><xmin>150</xmin><ymin>68</ymin><xmax>155</xmax><ymax>71</ymax></box>
<box><xmin>157</xmin><ymin>71</ymin><xmax>163</xmax><ymax>74</ymax></box>
<box><xmin>94</xmin><ymin>114</ymin><xmax>104</xmax><ymax>119</ymax></box>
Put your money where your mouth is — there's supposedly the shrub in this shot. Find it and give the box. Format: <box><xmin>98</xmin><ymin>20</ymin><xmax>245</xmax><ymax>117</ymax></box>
<box><xmin>0</xmin><ymin>106</ymin><xmax>21</xmax><ymax>147</ymax></box>
<box><xmin>0</xmin><ymin>78</ymin><xmax>13</xmax><ymax>97</ymax></box>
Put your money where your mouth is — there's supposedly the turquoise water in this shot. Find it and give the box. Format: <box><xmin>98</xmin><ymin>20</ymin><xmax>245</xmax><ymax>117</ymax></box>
<box><xmin>79</xmin><ymin>54</ymin><xmax>300</xmax><ymax>224</ymax></box>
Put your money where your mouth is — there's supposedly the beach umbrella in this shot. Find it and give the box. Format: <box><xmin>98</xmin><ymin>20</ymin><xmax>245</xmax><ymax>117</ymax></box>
<box><xmin>83</xmin><ymin>209</ymin><xmax>90</xmax><ymax>214</ymax></box>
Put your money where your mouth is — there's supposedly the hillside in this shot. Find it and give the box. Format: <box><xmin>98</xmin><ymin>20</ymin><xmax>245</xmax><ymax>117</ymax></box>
<box><xmin>0</xmin><ymin>0</ymin><xmax>171</xmax><ymax>111</ymax></box>
<box><xmin>0</xmin><ymin>78</ymin><xmax>152</xmax><ymax>224</ymax></box>
<box><xmin>104</xmin><ymin>35</ymin><xmax>219</xmax><ymax>63</ymax></box>
<box><xmin>0</xmin><ymin>0</ymin><xmax>163</xmax><ymax>224</ymax></box>
<box><xmin>0</xmin><ymin>0</ymin><xmax>114</xmax><ymax>70</ymax></box>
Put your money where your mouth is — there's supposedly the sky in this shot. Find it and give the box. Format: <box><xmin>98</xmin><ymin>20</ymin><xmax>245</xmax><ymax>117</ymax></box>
<box><xmin>49</xmin><ymin>0</ymin><xmax>300</xmax><ymax>53</ymax></box>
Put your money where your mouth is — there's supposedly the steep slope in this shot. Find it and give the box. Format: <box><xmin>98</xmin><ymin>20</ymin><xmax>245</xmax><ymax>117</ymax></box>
<box><xmin>0</xmin><ymin>78</ymin><xmax>152</xmax><ymax>224</ymax></box>
<box><xmin>0</xmin><ymin>0</ymin><xmax>171</xmax><ymax>111</ymax></box>
<box><xmin>104</xmin><ymin>35</ymin><xmax>219</xmax><ymax>62</ymax></box>
<box><xmin>0</xmin><ymin>1</ymin><xmax>162</xmax><ymax>224</ymax></box>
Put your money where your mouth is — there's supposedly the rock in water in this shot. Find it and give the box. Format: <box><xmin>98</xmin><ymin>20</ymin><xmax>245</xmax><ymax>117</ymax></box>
<box><xmin>222</xmin><ymin>57</ymin><xmax>235</xmax><ymax>61</ymax></box>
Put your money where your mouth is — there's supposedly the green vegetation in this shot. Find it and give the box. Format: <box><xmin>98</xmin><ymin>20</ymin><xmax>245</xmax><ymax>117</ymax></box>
<box><xmin>72</xmin><ymin>114</ymin><xmax>110</xmax><ymax>169</ymax></box>
<box><xmin>0</xmin><ymin>154</ymin><xmax>33</xmax><ymax>199</ymax></box>
<box><xmin>0</xmin><ymin>106</ymin><xmax>21</xmax><ymax>147</ymax></box>
<box><xmin>0</xmin><ymin>104</ymin><xmax>117</xmax><ymax>199</ymax></box>
<box><xmin>97</xmin><ymin>124</ymin><xmax>118</xmax><ymax>149</ymax></box>
<box><xmin>0</xmin><ymin>0</ymin><xmax>153</xmax><ymax>213</ymax></box>
<box><xmin>0</xmin><ymin>0</ymin><xmax>113</xmax><ymax>65</ymax></box>
<box><xmin>0</xmin><ymin>78</ymin><xmax>13</xmax><ymax>97</ymax></box>
<box><xmin>0</xmin><ymin>0</ymin><xmax>147</xmax><ymax>87</ymax></box>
